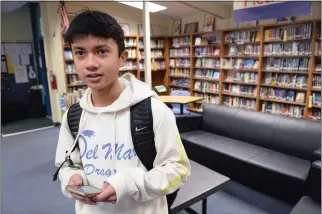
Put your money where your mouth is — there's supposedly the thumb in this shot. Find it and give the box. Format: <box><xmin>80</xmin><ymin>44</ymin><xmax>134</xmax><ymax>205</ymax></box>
<box><xmin>92</xmin><ymin>186</ymin><xmax>114</xmax><ymax>202</ymax></box>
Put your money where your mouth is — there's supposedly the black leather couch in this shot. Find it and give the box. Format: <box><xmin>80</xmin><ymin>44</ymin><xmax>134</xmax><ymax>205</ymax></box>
<box><xmin>176</xmin><ymin>104</ymin><xmax>321</xmax><ymax>205</ymax></box>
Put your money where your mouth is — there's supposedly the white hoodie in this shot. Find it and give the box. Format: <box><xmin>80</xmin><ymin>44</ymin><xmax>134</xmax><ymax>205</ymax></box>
<box><xmin>55</xmin><ymin>73</ymin><xmax>191</xmax><ymax>214</ymax></box>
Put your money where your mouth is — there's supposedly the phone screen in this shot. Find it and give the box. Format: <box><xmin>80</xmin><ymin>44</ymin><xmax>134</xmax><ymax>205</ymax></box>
<box><xmin>66</xmin><ymin>185</ymin><xmax>101</xmax><ymax>196</ymax></box>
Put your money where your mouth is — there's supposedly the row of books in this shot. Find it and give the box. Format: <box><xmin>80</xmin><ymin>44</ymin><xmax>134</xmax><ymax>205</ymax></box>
<box><xmin>264</xmin><ymin>23</ymin><xmax>312</xmax><ymax>41</ymax></box>
<box><xmin>193</xmin><ymin>92</ymin><xmax>220</xmax><ymax>104</ymax></box>
<box><xmin>260</xmin><ymin>88</ymin><xmax>306</xmax><ymax>103</ymax></box>
<box><xmin>223</xmin><ymin>84</ymin><xmax>257</xmax><ymax>96</ymax></box>
<box><xmin>312</xmin><ymin>92</ymin><xmax>321</xmax><ymax>106</ymax></box>
<box><xmin>316</xmin><ymin>64</ymin><xmax>321</xmax><ymax>72</ymax></box>
<box><xmin>125</xmin><ymin>38</ymin><xmax>136</xmax><ymax>47</ymax></box>
<box><xmin>309</xmin><ymin>109</ymin><xmax>321</xmax><ymax>121</ymax></box>
<box><xmin>66</xmin><ymin>64</ymin><xmax>76</xmax><ymax>74</ymax></box>
<box><xmin>195</xmin><ymin>58</ymin><xmax>221</xmax><ymax>68</ymax></box>
<box><xmin>64</xmin><ymin>50</ymin><xmax>73</xmax><ymax>60</ymax></box>
<box><xmin>62</xmin><ymin>88</ymin><xmax>86</xmax><ymax>108</ymax></box>
<box><xmin>195</xmin><ymin>34</ymin><xmax>221</xmax><ymax>45</ymax></box>
<box><xmin>172</xmin><ymin>37</ymin><xmax>190</xmax><ymax>47</ymax></box>
<box><xmin>169</xmin><ymin>88</ymin><xmax>189</xmax><ymax>94</ymax></box>
<box><xmin>139</xmin><ymin>60</ymin><xmax>166</xmax><ymax>70</ymax></box>
<box><xmin>315</xmin><ymin>41</ymin><xmax>321</xmax><ymax>55</ymax></box>
<box><xmin>67</xmin><ymin>75</ymin><xmax>85</xmax><ymax>86</ymax></box>
<box><xmin>170</xmin><ymin>68</ymin><xmax>190</xmax><ymax>77</ymax></box>
<box><xmin>139</xmin><ymin>50</ymin><xmax>164</xmax><ymax>59</ymax></box>
<box><xmin>263</xmin><ymin>42</ymin><xmax>311</xmax><ymax>56</ymax></box>
<box><xmin>120</xmin><ymin>61</ymin><xmax>137</xmax><ymax>70</ymax></box>
<box><xmin>312</xmin><ymin>75</ymin><xmax>321</xmax><ymax>89</ymax></box>
<box><xmin>170</xmin><ymin>48</ymin><xmax>190</xmax><ymax>57</ymax></box>
<box><xmin>227</xmin><ymin>45</ymin><xmax>260</xmax><ymax>56</ymax></box>
<box><xmin>126</xmin><ymin>48</ymin><xmax>137</xmax><ymax>58</ymax></box>
<box><xmin>171</xmin><ymin>79</ymin><xmax>190</xmax><ymax>87</ymax></box>
<box><xmin>223</xmin><ymin>97</ymin><xmax>256</xmax><ymax>110</ymax></box>
<box><xmin>226</xmin><ymin>71</ymin><xmax>258</xmax><ymax>83</ymax></box>
<box><xmin>263</xmin><ymin>102</ymin><xmax>304</xmax><ymax>118</ymax></box>
<box><xmin>264</xmin><ymin>58</ymin><xmax>310</xmax><ymax>71</ymax></box>
<box><xmin>222</xmin><ymin>59</ymin><xmax>259</xmax><ymax>70</ymax></box>
<box><xmin>195</xmin><ymin>47</ymin><xmax>220</xmax><ymax>57</ymax></box>
<box><xmin>224</xmin><ymin>30</ymin><xmax>260</xmax><ymax>43</ymax></box>
<box><xmin>263</xmin><ymin>73</ymin><xmax>308</xmax><ymax>88</ymax></box>
<box><xmin>139</xmin><ymin>39</ymin><xmax>164</xmax><ymax>49</ymax></box>
<box><xmin>194</xmin><ymin>81</ymin><xmax>219</xmax><ymax>92</ymax></box>
<box><xmin>194</xmin><ymin>70</ymin><xmax>220</xmax><ymax>80</ymax></box>
<box><xmin>169</xmin><ymin>59</ymin><xmax>190</xmax><ymax>67</ymax></box>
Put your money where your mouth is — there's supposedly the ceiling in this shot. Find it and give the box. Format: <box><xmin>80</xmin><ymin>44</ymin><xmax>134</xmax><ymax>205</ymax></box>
<box><xmin>1</xmin><ymin>1</ymin><xmax>28</xmax><ymax>12</ymax></box>
<box><xmin>152</xmin><ymin>1</ymin><xmax>233</xmax><ymax>19</ymax></box>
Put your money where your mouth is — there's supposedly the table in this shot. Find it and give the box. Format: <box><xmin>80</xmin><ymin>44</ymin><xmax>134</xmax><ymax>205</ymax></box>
<box><xmin>170</xmin><ymin>160</ymin><xmax>230</xmax><ymax>214</ymax></box>
<box><xmin>159</xmin><ymin>96</ymin><xmax>204</xmax><ymax>114</ymax></box>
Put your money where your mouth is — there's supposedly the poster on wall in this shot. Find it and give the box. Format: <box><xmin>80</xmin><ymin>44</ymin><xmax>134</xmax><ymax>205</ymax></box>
<box><xmin>120</xmin><ymin>23</ymin><xmax>130</xmax><ymax>35</ymax></box>
<box><xmin>14</xmin><ymin>66</ymin><xmax>29</xmax><ymax>83</ymax></box>
<box><xmin>203</xmin><ymin>14</ymin><xmax>215</xmax><ymax>32</ymax></box>
<box><xmin>172</xmin><ymin>19</ymin><xmax>181</xmax><ymax>35</ymax></box>
<box><xmin>233</xmin><ymin>1</ymin><xmax>312</xmax><ymax>22</ymax></box>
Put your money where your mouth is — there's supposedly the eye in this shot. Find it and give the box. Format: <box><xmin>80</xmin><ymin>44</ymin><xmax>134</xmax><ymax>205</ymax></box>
<box><xmin>74</xmin><ymin>51</ymin><xmax>85</xmax><ymax>56</ymax></box>
<box><xmin>97</xmin><ymin>49</ymin><xmax>108</xmax><ymax>56</ymax></box>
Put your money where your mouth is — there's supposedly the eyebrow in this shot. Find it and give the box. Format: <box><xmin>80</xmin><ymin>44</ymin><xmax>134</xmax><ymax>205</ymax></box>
<box><xmin>72</xmin><ymin>44</ymin><xmax>111</xmax><ymax>50</ymax></box>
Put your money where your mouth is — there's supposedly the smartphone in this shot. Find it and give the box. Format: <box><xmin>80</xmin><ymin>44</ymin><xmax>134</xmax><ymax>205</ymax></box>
<box><xmin>66</xmin><ymin>185</ymin><xmax>101</xmax><ymax>196</ymax></box>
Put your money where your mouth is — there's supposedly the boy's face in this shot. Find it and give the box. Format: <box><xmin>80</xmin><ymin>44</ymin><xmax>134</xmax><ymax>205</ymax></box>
<box><xmin>71</xmin><ymin>35</ymin><xmax>127</xmax><ymax>90</ymax></box>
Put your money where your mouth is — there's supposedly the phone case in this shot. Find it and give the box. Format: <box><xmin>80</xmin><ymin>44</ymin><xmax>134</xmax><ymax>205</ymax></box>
<box><xmin>65</xmin><ymin>185</ymin><xmax>101</xmax><ymax>196</ymax></box>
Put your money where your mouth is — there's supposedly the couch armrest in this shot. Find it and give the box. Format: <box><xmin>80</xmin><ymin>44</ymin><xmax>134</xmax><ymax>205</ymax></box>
<box><xmin>305</xmin><ymin>161</ymin><xmax>321</xmax><ymax>202</ymax></box>
<box><xmin>312</xmin><ymin>148</ymin><xmax>321</xmax><ymax>161</ymax></box>
<box><xmin>175</xmin><ymin>114</ymin><xmax>202</xmax><ymax>133</ymax></box>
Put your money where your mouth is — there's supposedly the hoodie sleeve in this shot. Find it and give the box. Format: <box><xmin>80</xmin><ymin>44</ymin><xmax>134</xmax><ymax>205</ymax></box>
<box><xmin>106</xmin><ymin>98</ymin><xmax>191</xmax><ymax>203</ymax></box>
<box><xmin>55</xmin><ymin>110</ymin><xmax>88</xmax><ymax>198</ymax></box>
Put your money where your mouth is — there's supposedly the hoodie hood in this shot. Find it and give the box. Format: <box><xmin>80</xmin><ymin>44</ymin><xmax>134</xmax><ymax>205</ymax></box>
<box><xmin>79</xmin><ymin>73</ymin><xmax>158</xmax><ymax>113</ymax></box>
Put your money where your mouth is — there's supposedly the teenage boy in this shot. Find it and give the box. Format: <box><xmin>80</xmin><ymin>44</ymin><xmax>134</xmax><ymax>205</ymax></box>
<box><xmin>54</xmin><ymin>10</ymin><xmax>191</xmax><ymax>214</ymax></box>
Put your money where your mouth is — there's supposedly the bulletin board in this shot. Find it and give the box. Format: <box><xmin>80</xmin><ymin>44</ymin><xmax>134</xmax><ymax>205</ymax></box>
<box><xmin>1</xmin><ymin>41</ymin><xmax>38</xmax><ymax>103</ymax></box>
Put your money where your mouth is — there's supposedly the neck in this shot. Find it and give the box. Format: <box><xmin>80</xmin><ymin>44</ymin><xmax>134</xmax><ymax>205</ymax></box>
<box><xmin>91</xmin><ymin>79</ymin><xmax>124</xmax><ymax>107</ymax></box>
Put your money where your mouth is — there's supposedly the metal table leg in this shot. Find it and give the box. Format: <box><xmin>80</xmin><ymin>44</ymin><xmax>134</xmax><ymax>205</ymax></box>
<box><xmin>202</xmin><ymin>198</ymin><xmax>207</xmax><ymax>214</ymax></box>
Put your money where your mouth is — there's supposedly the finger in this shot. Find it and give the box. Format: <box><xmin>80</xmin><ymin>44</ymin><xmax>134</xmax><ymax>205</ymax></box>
<box><xmin>79</xmin><ymin>199</ymin><xmax>96</xmax><ymax>205</ymax></box>
<box><xmin>92</xmin><ymin>187</ymin><xmax>115</xmax><ymax>202</ymax></box>
<box><xmin>70</xmin><ymin>193</ymin><xmax>87</xmax><ymax>201</ymax></box>
<box><xmin>106</xmin><ymin>194</ymin><xmax>117</xmax><ymax>202</ymax></box>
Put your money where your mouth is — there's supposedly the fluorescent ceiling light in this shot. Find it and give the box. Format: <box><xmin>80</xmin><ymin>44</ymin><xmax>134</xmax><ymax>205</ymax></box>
<box><xmin>116</xmin><ymin>1</ymin><xmax>167</xmax><ymax>13</ymax></box>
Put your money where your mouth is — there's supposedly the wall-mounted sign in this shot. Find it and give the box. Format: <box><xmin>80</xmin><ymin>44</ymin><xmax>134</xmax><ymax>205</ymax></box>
<box><xmin>233</xmin><ymin>1</ymin><xmax>312</xmax><ymax>22</ymax></box>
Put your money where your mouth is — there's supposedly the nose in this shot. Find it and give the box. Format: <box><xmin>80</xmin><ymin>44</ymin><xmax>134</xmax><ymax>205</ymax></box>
<box><xmin>85</xmin><ymin>53</ymin><xmax>99</xmax><ymax>71</ymax></box>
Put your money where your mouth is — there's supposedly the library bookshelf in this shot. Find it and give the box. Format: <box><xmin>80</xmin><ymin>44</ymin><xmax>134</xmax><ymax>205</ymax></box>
<box><xmin>60</xmin><ymin>19</ymin><xmax>321</xmax><ymax>122</ymax></box>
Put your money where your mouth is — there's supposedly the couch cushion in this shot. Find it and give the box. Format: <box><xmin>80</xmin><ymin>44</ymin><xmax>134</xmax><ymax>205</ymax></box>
<box><xmin>290</xmin><ymin>196</ymin><xmax>321</xmax><ymax>214</ymax></box>
<box><xmin>248</xmin><ymin>150</ymin><xmax>310</xmax><ymax>181</ymax></box>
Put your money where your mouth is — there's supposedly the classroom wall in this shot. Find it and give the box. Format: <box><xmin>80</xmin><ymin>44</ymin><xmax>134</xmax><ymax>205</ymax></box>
<box><xmin>177</xmin><ymin>1</ymin><xmax>321</xmax><ymax>34</ymax></box>
<box><xmin>1</xmin><ymin>5</ymin><xmax>33</xmax><ymax>42</ymax></box>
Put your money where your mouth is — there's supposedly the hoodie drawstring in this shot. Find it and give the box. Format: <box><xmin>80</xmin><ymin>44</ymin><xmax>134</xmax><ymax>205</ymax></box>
<box><xmin>112</xmin><ymin>112</ymin><xmax>116</xmax><ymax>175</ymax></box>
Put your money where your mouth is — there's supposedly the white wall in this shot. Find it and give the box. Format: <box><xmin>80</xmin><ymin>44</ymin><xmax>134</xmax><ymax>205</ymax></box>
<box><xmin>1</xmin><ymin>5</ymin><xmax>33</xmax><ymax>41</ymax></box>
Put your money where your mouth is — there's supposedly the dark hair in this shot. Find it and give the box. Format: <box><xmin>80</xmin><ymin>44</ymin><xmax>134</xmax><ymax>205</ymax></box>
<box><xmin>65</xmin><ymin>10</ymin><xmax>125</xmax><ymax>57</ymax></box>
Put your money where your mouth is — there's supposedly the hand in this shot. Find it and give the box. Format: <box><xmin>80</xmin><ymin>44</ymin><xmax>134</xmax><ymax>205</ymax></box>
<box><xmin>68</xmin><ymin>174</ymin><xmax>97</xmax><ymax>205</ymax></box>
<box><xmin>91</xmin><ymin>182</ymin><xmax>117</xmax><ymax>203</ymax></box>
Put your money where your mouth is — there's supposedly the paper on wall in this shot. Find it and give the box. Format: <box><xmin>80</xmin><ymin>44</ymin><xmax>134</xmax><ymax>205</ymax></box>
<box><xmin>8</xmin><ymin>54</ymin><xmax>20</xmax><ymax>66</ymax></box>
<box><xmin>20</xmin><ymin>43</ymin><xmax>32</xmax><ymax>54</ymax></box>
<box><xmin>14</xmin><ymin>66</ymin><xmax>29</xmax><ymax>83</ymax></box>
<box><xmin>20</xmin><ymin>54</ymin><xmax>30</xmax><ymax>65</ymax></box>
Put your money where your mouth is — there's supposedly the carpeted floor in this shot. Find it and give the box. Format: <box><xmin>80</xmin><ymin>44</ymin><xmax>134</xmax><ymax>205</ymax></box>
<box><xmin>1</xmin><ymin>117</ymin><xmax>54</xmax><ymax>135</ymax></box>
<box><xmin>1</xmin><ymin>127</ymin><xmax>293</xmax><ymax>214</ymax></box>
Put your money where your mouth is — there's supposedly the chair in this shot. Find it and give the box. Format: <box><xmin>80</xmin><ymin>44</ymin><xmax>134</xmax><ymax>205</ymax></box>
<box><xmin>170</xmin><ymin>90</ymin><xmax>191</xmax><ymax>115</ymax></box>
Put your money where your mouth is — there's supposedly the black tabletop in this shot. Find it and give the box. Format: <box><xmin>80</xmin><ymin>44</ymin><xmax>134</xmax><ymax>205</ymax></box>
<box><xmin>171</xmin><ymin>160</ymin><xmax>230</xmax><ymax>213</ymax></box>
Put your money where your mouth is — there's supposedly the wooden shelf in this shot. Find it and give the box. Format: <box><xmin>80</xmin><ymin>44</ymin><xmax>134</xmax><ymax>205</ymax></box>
<box><xmin>193</xmin><ymin>89</ymin><xmax>219</xmax><ymax>95</ymax></box>
<box><xmin>263</xmin><ymin>55</ymin><xmax>311</xmax><ymax>58</ymax></box>
<box><xmin>193</xmin><ymin>44</ymin><xmax>221</xmax><ymax>47</ymax></box>
<box><xmin>263</xmin><ymin>38</ymin><xmax>311</xmax><ymax>43</ymax></box>
<box><xmin>222</xmin><ymin>92</ymin><xmax>256</xmax><ymax>99</ymax></box>
<box><xmin>313</xmin><ymin>72</ymin><xmax>321</xmax><ymax>74</ymax></box>
<box><xmin>170</xmin><ymin>56</ymin><xmax>190</xmax><ymax>58</ymax></box>
<box><xmin>194</xmin><ymin>67</ymin><xmax>221</xmax><ymax>70</ymax></box>
<box><xmin>224</xmin><ymin>55</ymin><xmax>259</xmax><ymax>59</ymax></box>
<box><xmin>170</xmin><ymin>45</ymin><xmax>190</xmax><ymax>49</ymax></box>
<box><xmin>222</xmin><ymin>68</ymin><xmax>258</xmax><ymax>72</ymax></box>
<box><xmin>261</xmin><ymin>84</ymin><xmax>308</xmax><ymax>91</ymax></box>
<box><xmin>223</xmin><ymin>81</ymin><xmax>258</xmax><ymax>85</ymax></box>
<box><xmin>170</xmin><ymin>84</ymin><xmax>190</xmax><ymax>89</ymax></box>
<box><xmin>262</xmin><ymin>70</ymin><xmax>309</xmax><ymax>74</ymax></box>
<box><xmin>193</xmin><ymin>56</ymin><xmax>220</xmax><ymax>58</ymax></box>
<box><xmin>225</xmin><ymin>41</ymin><xmax>260</xmax><ymax>45</ymax></box>
<box><xmin>260</xmin><ymin>98</ymin><xmax>306</xmax><ymax>106</ymax></box>
<box><xmin>193</xmin><ymin>77</ymin><xmax>220</xmax><ymax>82</ymax></box>
<box><xmin>312</xmin><ymin>105</ymin><xmax>321</xmax><ymax>108</ymax></box>
<box><xmin>170</xmin><ymin>66</ymin><xmax>191</xmax><ymax>69</ymax></box>
<box><xmin>311</xmin><ymin>88</ymin><xmax>321</xmax><ymax>92</ymax></box>
<box><xmin>169</xmin><ymin>75</ymin><xmax>190</xmax><ymax>79</ymax></box>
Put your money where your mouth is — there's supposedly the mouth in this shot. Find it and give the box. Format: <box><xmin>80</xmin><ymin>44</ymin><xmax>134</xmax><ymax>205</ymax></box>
<box><xmin>86</xmin><ymin>73</ymin><xmax>103</xmax><ymax>82</ymax></box>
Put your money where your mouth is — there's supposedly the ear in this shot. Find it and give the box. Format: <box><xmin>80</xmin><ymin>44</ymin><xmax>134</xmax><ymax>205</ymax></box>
<box><xmin>119</xmin><ymin>50</ymin><xmax>128</xmax><ymax>68</ymax></box>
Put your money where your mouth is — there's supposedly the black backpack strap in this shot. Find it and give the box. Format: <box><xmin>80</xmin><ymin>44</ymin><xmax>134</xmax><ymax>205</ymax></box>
<box><xmin>130</xmin><ymin>97</ymin><xmax>178</xmax><ymax>209</ymax></box>
<box><xmin>130</xmin><ymin>97</ymin><xmax>156</xmax><ymax>171</ymax></box>
<box><xmin>52</xmin><ymin>103</ymin><xmax>82</xmax><ymax>181</ymax></box>
<box><xmin>67</xmin><ymin>103</ymin><xmax>83</xmax><ymax>152</ymax></box>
